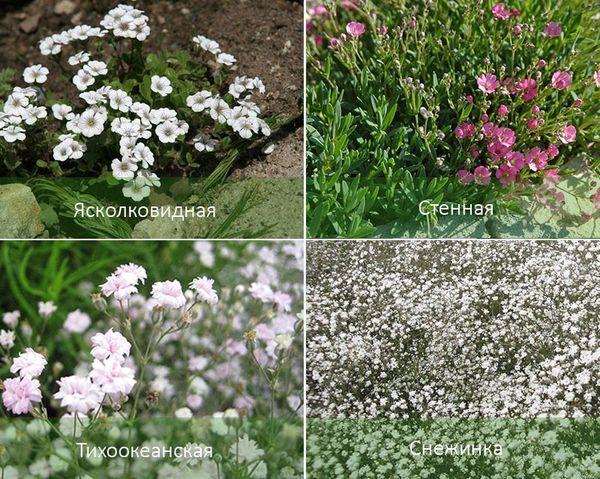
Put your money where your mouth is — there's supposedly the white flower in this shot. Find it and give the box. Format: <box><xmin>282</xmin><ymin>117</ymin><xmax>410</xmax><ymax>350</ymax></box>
<box><xmin>21</xmin><ymin>106</ymin><xmax>47</xmax><ymax>126</ymax></box>
<box><xmin>83</xmin><ymin>60</ymin><xmax>108</xmax><ymax>77</ymax></box>
<box><xmin>209</xmin><ymin>98</ymin><xmax>231</xmax><ymax>124</ymax></box>
<box><xmin>108</xmin><ymin>89</ymin><xmax>132</xmax><ymax>113</ymax></box>
<box><xmin>193</xmin><ymin>134</ymin><xmax>218</xmax><ymax>152</ymax></box>
<box><xmin>189</xmin><ymin>276</ymin><xmax>219</xmax><ymax>304</ymax></box>
<box><xmin>73</xmin><ymin>69</ymin><xmax>95</xmax><ymax>91</ymax></box>
<box><xmin>233</xmin><ymin>117</ymin><xmax>259</xmax><ymax>139</ymax></box>
<box><xmin>3</xmin><ymin>310</ymin><xmax>20</xmax><ymax>328</ymax></box>
<box><xmin>52</xmin><ymin>103</ymin><xmax>74</xmax><ymax>120</ymax></box>
<box><xmin>23</xmin><ymin>65</ymin><xmax>49</xmax><ymax>84</ymax></box>
<box><xmin>123</xmin><ymin>178</ymin><xmax>151</xmax><ymax>201</ymax></box>
<box><xmin>10</xmin><ymin>348</ymin><xmax>47</xmax><ymax>378</ymax></box>
<box><xmin>150</xmin><ymin>75</ymin><xmax>172</xmax><ymax>97</ymax></box>
<box><xmin>174</xmin><ymin>407</ymin><xmax>193</xmax><ymax>419</ymax></box>
<box><xmin>216</xmin><ymin>53</ymin><xmax>236</xmax><ymax>66</ymax></box>
<box><xmin>0</xmin><ymin>125</ymin><xmax>26</xmax><ymax>143</ymax></box>
<box><xmin>149</xmin><ymin>108</ymin><xmax>177</xmax><ymax>125</ymax></box>
<box><xmin>192</xmin><ymin>35</ymin><xmax>221</xmax><ymax>54</ymax></box>
<box><xmin>78</xmin><ymin>108</ymin><xmax>106</xmax><ymax>137</ymax></box>
<box><xmin>0</xmin><ymin>329</ymin><xmax>15</xmax><ymax>348</ymax></box>
<box><xmin>4</xmin><ymin>93</ymin><xmax>29</xmax><ymax>116</ymax></box>
<box><xmin>151</xmin><ymin>280</ymin><xmax>186</xmax><ymax>309</ymax></box>
<box><xmin>111</xmin><ymin>158</ymin><xmax>138</xmax><ymax>180</ymax></box>
<box><xmin>132</xmin><ymin>143</ymin><xmax>154</xmax><ymax>168</ymax></box>
<box><xmin>155</xmin><ymin>120</ymin><xmax>180</xmax><ymax>143</ymax></box>
<box><xmin>275</xmin><ymin>333</ymin><xmax>293</xmax><ymax>350</ymax></box>
<box><xmin>68</xmin><ymin>51</ymin><xmax>90</xmax><ymax>66</ymax></box>
<box><xmin>54</xmin><ymin>375</ymin><xmax>103</xmax><ymax>413</ymax></box>
<box><xmin>186</xmin><ymin>90</ymin><xmax>212</xmax><ymax>112</ymax></box>
<box><xmin>53</xmin><ymin>140</ymin><xmax>74</xmax><ymax>162</ymax></box>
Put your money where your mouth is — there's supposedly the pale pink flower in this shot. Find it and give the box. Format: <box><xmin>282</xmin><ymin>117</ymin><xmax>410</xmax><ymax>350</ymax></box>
<box><xmin>346</xmin><ymin>21</ymin><xmax>366</xmax><ymax>38</ymax></box>
<box><xmin>272</xmin><ymin>291</ymin><xmax>292</xmax><ymax>312</ymax></box>
<box><xmin>2</xmin><ymin>376</ymin><xmax>42</xmax><ymax>414</ymax></box>
<box><xmin>558</xmin><ymin>125</ymin><xmax>577</xmax><ymax>144</ymax></box>
<box><xmin>64</xmin><ymin>309</ymin><xmax>91</xmax><ymax>334</ymax></box>
<box><xmin>551</xmin><ymin>71</ymin><xmax>572</xmax><ymax>90</ymax></box>
<box><xmin>189</xmin><ymin>356</ymin><xmax>209</xmax><ymax>372</ymax></box>
<box><xmin>114</xmin><ymin>263</ymin><xmax>147</xmax><ymax>285</ymax></box>
<box><xmin>594</xmin><ymin>71</ymin><xmax>600</xmax><ymax>87</ymax></box>
<box><xmin>225</xmin><ymin>339</ymin><xmax>247</xmax><ymax>356</ymax></box>
<box><xmin>477</xmin><ymin>73</ymin><xmax>500</xmax><ymax>94</ymax></box>
<box><xmin>234</xmin><ymin>395</ymin><xmax>255</xmax><ymax>411</ymax></box>
<box><xmin>38</xmin><ymin>301</ymin><xmax>57</xmax><ymax>318</ymax></box>
<box><xmin>0</xmin><ymin>329</ymin><xmax>15</xmax><ymax>348</ymax></box>
<box><xmin>54</xmin><ymin>375</ymin><xmax>103</xmax><ymax>414</ymax></box>
<box><xmin>189</xmin><ymin>276</ymin><xmax>218</xmax><ymax>304</ymax></box>
<box><xmin>100</xmin><ymin>273</ymin><xmax>138</xmax><ymax>300</ymax></box>
<box><xmin>473</xmin><ymin>166</ymin><xmax>491</xmax><ymax>185</ymax></box>
<box><xmin>187</xmin><ymin>394</ymin><xmax>204</xmax><ymax>410</ymax></box>
<box><xmin>90</xmin><ymin>358</ymin><xmax>136</xmax><ymax>397</ymax></box>
<box><xmin>545</xmin><ymin>169</ymin><xmax>561</xmax><ymax>185</ymax></box>
<box><xmin>10</xmin><ymin>348</ymin><xmax>47</xmax><ymax>378</ymax></box>
<box><xmin>544</xmin><ymin>22</ymin><xmax>562</xmax><ymax>37</ymax></box>
<box><xmin>492</xmin><ymin>3</ymin><xmax>510</xmax><ymax>20</ymax></box>
<box><xmin>90</xmin><ymin>328</ymin><xmax>131</xmax><ymax>362</ymax></box>
<box><xmin>3</xmin><ymin>310</ymin><xmax>20</xmax><ymax>328</ymax></box>
<box><xmin>151</xmin><ymin>280</ymin><xmax>186</xmax><ymax>309</ymax></box>
<box><xmin>255</xmin><ymin>323</ymin><xmax>275</xmax><ymax>342</ymax></box>
<box><xmin>249</xmin><ymin>282</ymin><xmax>274</xmax><ymax>302</ymax></box>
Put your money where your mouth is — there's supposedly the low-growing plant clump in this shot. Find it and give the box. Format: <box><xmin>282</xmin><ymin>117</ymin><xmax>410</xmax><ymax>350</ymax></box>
<box><xmin>0</xmin><ymin>4</ymin><xmax>274</xmax><ymax>201</ymax></box>
<box><xmin>306</xmin><ymin>0</ymin><xmax>599</xmax><ymax>237</ymax></box>
<box><xmin>0</xmin><ymin>241</ymin><xmax>304</xmax><ymax>478</ymax></box>
<box><xmin>307</xmin><ymin>240</ymin><xmax>599</xmax><ymax>418</ymax></box>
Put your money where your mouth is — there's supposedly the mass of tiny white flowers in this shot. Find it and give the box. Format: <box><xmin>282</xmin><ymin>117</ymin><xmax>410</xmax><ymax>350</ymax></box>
<box><xmin>307</xmin><ymin>240</ymin><xmax>599</xmax><ymax>419</ymax></box>
<box><xmin>0</xmin><ymin>4</ymin><xmax>271</xmax><ymax>201</ymax></box>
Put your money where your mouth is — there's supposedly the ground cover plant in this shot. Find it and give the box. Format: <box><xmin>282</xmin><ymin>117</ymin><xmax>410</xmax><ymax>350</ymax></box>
<box><xmin>0</xmin><ymin>0</ymin><xmax>303</xmax><ymax>238</ymax></box>
<box><xmin>306</xmin><ymin>240</ymin><xmax>599</xmax><ymax>477</ymax></box>
<box><xmin>306</xmin><ymin>0</ymin><xmax>600</xmax><ymax>238</ymax></box>
<box><xmin>0</xmin><ymin>240</ymin><xmax>304</xmax><ymax>478</ymax></box>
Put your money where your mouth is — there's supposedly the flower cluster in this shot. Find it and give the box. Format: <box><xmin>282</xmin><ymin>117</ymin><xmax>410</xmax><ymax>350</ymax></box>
<box><xmin>307</xmin><ymin>240</ymin><xmax>599</xmax><ymax>418</ymax></box>
<box><xmin>0</xmin><ymin>4</ymin><xmax>272</xmax><ymax>201</ymax></box>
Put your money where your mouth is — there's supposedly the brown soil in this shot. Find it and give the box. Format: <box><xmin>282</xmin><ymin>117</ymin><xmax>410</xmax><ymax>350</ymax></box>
<box><xmin>0</xmin><ymin>0</ymin><xmax>303</xmax><ymax>177</ymax></box>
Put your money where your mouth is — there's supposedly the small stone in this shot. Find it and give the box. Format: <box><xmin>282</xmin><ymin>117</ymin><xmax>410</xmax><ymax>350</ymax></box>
<box><xmin>54</xmin><ymin>0</ymin><xmax>77</xmax><ymax>16</ymax></box>
<box><xmin>262</xmin><ymin>142</ymin><xmax>275</xmax><ymax>155</ymax></box>
<box><xmin>19</xmin><ymin>14</ymin><xmax>41</xmax><ymax>34</ymax></box>
<box><xmin>0</xmin><ymin>184</ymin><xmax>45</xmax><ymax>238</ymax></box>
<box><xmin>181</xmin><ymin>7</ymin><xmax>191</xmax><ymax>15</ymax></box>
<box><xmin>132</xmin><ymin>217</ymin><xmax>183</xmax><ymax>238</ymax></box>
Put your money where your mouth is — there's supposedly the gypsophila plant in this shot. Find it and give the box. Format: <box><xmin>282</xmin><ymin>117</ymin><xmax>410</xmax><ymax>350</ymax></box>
<box><xmin>307</xmin><ymin>240</ymin><xmax>599</xmax><ymax>418</ymax></box>
<box><xmin>0</xmin><ymin>241</ymin><xmax>303</xmax><ymax>478</ymax></box>
<box><xmin>306</xmin><ymin>0</ymin><xmax>599</xmax><ymax>237</ymax></box>
<box><xmin>0</xmin><ymin>4</ymin><xmax>273</xmax><ymax>201</ymax></box>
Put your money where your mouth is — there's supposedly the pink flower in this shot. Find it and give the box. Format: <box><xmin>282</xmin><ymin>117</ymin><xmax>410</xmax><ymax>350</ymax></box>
<box><xmin>496</xmin><ymin>126</ymin><xmax>516</xmax><ymax>147</ymax></box>
<box><xmin>551</xmin><ymin>71</ymin><xmax>572</xmax><ymax>90</ymax></box>
<box><xmin>64</xmin><ymin>309</ymin><xmax>91</xmax><ymax>334</ymax></box>
<box><xmin>481</xmin><ymin>114</ymin><xmax>489</xmax><ymax>122</ymax></box>
<box><xmin>2</xmin><ymin>376</ymin><xmax>42</xmax><ymax>414</ymax></box>
<box><xmin>545</xmin><ymin>169</ymin><xmax>561</xmax><ymax>185</ymax></box>
<box><xmin>329</xmin><ymin>37</ymin><xmax>344</xmax><ymax>49</ymax></box>
<box><xmin>505</xmin><ymin>151</ymin><xmax>525</xmax><ymax>170</ymax></box>
<box><xmin>114</xmin><ymin>263</ymin><xmax>147</xmax><ymax>285</ymax></box>
<box><xmin>101</xmin><ymin>273</ymin><xmax>138</xmax><ymax>300</ymax></box>
<box><xmin>249</xmin><ymin>282</ymin><xmax>274</xmax><ymax>302</ymax></box>
<box><xmin>594</xmin><ymin>71</ymin><xmax>600</xmax><ymax>87</ymax></box>
<box><xmin>54</xmin><ymin>375</ymin><xmax>103</xmax><ymax>414</ymax></box>
<box><xmin>10</xmin><ymin>348</ymin><xmax>47</xmax><ymax>378</ymax></box>
<box><xmin>573</xmin><ymin>98</ymin><xmax>582</xmax><ymax>107</ymax></box>
<box><xmin>38</xmin><ymin>301</ymin><xmax>57</xmax><ymax>318</ymax></box>
<box><xmin>496</xmin><ymin>164</ymin><xmax>518</xmax><ymax>186</ymax></box>
<box><xmin>538</xmin><ymin>60</ymin><xmax>546</xmax><ymax>67</ymax></box>
<box><xmin>518</xmin><ymin>78</ymin><xmax>537</xmax><ymax>101</ymax></box>
<box><xmin>558</xmin><ymin>125</ymin><xmax>577</xmax><ymax>144</ymax></box>
<box><xmin>532</xmin><ymin>105</ymin><xmax>540</xmax><ymax>115</ymax></box>
<box><xmin>477</xmin><ymin>73</ymin><xmax>500</xmax><ymax>94</ymax></box>
<box><xmin>186</xmin><ymin>394</ymin><xmax>204</xmax><ymax>410</ymax></box>
<box><xmin>346</xmin><ymin>21</ymin><xmax>366</xmax><ymax>38</ymax></box>
<box><xmin>527</xmin><ymin>118</ymin><xmax>539</xmax><ymax>129</ymax></box>
<box><xmin>91</xmin><ymin>328</ymin><xmax>131</xmax><ymax>362</ymax></box>
<box><xmin>225</xmin><ymin>338</ymin><xmax>247</xmax><ymax>356</ymax></box>
<box><xmin>469</xmin><ymin>147</ymin><xmax>480</xmax><ymax>158</ymax></box>
<box><xmin>380</xmin><ymin>26</ymin><xmax>388</xmax><ymax>34</ymax></box>
<box><xmin>189</xmin><ymin>276</ymin><xmax>218</xmax><ymax>304</ymax></box>
<box><xmin>342</xmin><ymin>0</ymin><xmax>358</xmax><ymax>9</ymax></box>
<box><xmin>525</xmin><ymin>147</ymin><xmax>549</xmax><ymax>171</ymax></box>
<box><xmin>314</xmin><ymin>35</ymin><xmax>323</xmax><ymax>47</ymax></box>
<box><xmin>513</xmin><ymin>24</ymin><xmax>522</xmax><ymax>36</ymax></box>
<box><xmin>546</xmin><ymin>144</ymin><xmax>559</xmax><ymax>159</ymax></box>
<box><xmin>473</xmin><ymin>166</ymin><xmax>491</xmax><ymax>185</ymax></box>
<box><xmin>3</xmin><ymin>310</ymin><xmax>20</xmax><ymax>328</ymax></box>
<box><xmin>482</xmin><ymin>122</ymin><xmax>497</xmax><ymax>137</ymax></box>
<box><xmin>592</xmin><ymin>189</ymin><xmax>600</xmax><ymax>209</ymax></box>
<box><xmin>456</xmin><ymin>170</ymin><xmax>474</xmax><ymax>185</ymax></box>
<box><xmin>492</xmin><ymin>3</ymin><xmax>510</xmax><ymax>20</ymax></box>
<box><xmin>544</xmin><ymin>22</ymin><xmax>562</xmax><ymax>37</ymax></box>
<box><xmin>306</xmin><ymin>20</ymin><xmax>313</xmax><ymax>32</ymax></box>
<box><xmin>255</xmin><ymin>323</ymin><xmax>275</xmax><ymax>342</ymax></box>
<box><xmin>89</xmin><ymin>358</ymin><xmax>135</xmax><ymax>398</ymax></box>
<box><xmin>465</xmin><ymin>95</ymin><xmax>474</xmax><ymax>103</ymax></box>
<box><xmin>454</xmin><ymin>122</ymin><xmax>475</xmax><ymax>139</ymax></box>
<box><xmin>309</xmin><ymin>5</ymin><xmax>328</xmax><ymax>17</ymax></box>
<box><xmin>151</xmin><ymin>280</ymin><xmax>186</xmax><ymax>309</ymax></box>
<box><xmin>498</xmin><ymin>105</ymin><xmax>509</xmax><ymax>117</ymax></box>
<box><xmin>272</xmin><ymin>291</ymin><xmax>292</xmax><ymax>312</ymax></box>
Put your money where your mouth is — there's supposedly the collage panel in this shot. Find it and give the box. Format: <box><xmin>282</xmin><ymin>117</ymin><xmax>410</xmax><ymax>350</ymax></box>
<box><xmin>306</xmin><ymin>240</ymin><xmax>599</xmax><ymax>477</ymax></box>
<box><xmin>0</xmin><ymin>240</ymin><xmax>304</xmax><ymax>478</ymax></box>
<box><xmin>306</xmin><ymin>0</ymin><xmax>599</xmax><ymax>239</ymax></box>
<box><xmin>0</xmin><ymin>0</ymin><xmax>304</xmax><ymax>239</ymax></box>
